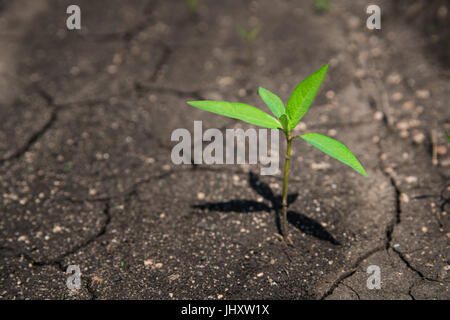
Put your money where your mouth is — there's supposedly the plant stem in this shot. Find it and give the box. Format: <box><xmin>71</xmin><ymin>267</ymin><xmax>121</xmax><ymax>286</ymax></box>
<box><xmin>281</xmin><ymin>132</ymin><xmax>292</xmax><ymax>242</ymax></box>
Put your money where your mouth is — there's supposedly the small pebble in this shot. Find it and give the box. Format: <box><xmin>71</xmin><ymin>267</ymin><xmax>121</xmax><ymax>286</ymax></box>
<box><xmin>217</xmin><ymin>76</ymin><xmax>234</xmax><ymax>87</ymax></box>
<box><xmin>144</xmin><ymin>259</ymin><xmax>154</xmax><ymax>266</ymax></box>
<box><xmin>325</xmin><ymin>90</ymin><xmax>335</xmax><ymax>99</ymax></box>
<box><xmin>238</xmin><ymin>88</ymin><xmax>246</xmax><ymax>97</ymax></box>
<box><xmin>106</xmin><ymin>65</ymin><xmax>117</xmax><ymax>74</ymax></box>
<box><xmin>415</xmin><ymin>89</ymin><xmax>430</xmax><ymax>99</ymax></box>
<box><xmin>197</xmin><ymin>192</ymin><xmax>205</xmax><ymax>200</ymax></box>
<box><xmin>396</xmin><ymin>122</ymin><xmax>409</xmax><ymax>130</ymax></box>
<box><xmin>311</xmin><ymin>162</ymin><xmax>331</xmax><ymax>170</ymax></box>
<box><xmin>52</xmin><ymin>225</ymin><xmax>63</xmax><ymax>233</ymax></box>
<box><xmin>402</xmin><ymin>101</ymin><xmax>415</xmax><ymax>110</ymax></box>
<box><xmin>412</xmin><ymin>132</ymin><xmax>425</xmax><ymax>144</ymax></box>
<box><xmin>387</xmin><ymin>73</ymin><xmax>402</xmax><ymax>84</ymax></box>
<box><xmin>391</xmin><ymin>92</ymin><xmax>403</xmax><ymax>101</ymax></box>
<box><xmin>436</xmin><ymin>146</ymin><xmax>447</xmax><ymax>155</ymax></box>
<box><xmin>92</xmin><ymin>276</ymin><xmax>104</xmax><ymax>284</ymax></box>
<box><xmin>374</xmin><ymin>111</ymin><xmax>384</xmax><ymax>121</ymax></box>
<box><xmin>168</xmin><ymin>274</ymin><xmax>180</xmax><ymax>281</ymax></box>
<box><xmin>405</xmin><ymin>176</ymin><xmax>418</xmax><ymax>184</ymax></box>
<box><xmin>400</xmin><ymin>193</ymin><xmax>409</xmax><ymax>203</ymax></box>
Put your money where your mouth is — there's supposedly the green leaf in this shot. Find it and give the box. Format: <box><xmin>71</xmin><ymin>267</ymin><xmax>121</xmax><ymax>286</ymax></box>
<box><xmin>187</xmin><ymin>101</ymin><xmax>282</xmax><ymax>129</ymax></box>
<box><xmin>279</xmin><ymin>114</ymin><xmax>290</xmax><ymax>132</ymax></box>
<box><xmin>286</xmin><ymin>64</ymin><xmax>328</xmax><ymax>129</ymax></box>
<box><xmin>248</xmin><ymin>26</ymin><xmax>262</xmax><ymax>41</ymax></box>
<box><xmin>236</xmin><ymin>25</ymin><xmax>261</xmax><ymax>41</ymax></box>
<box><xmin>236</xmin><ymin>25</ymin><xmax>248</xmax><ymax>39</ymax></box>
<box><xmin>258</xmin><ymin>87</ymin><xmax>285</xmax><ymax>119</ymax></box>
<box><xmin>300</xmin><ymin>133</ymin><xmax>367</xmax><ymax>177</ymax></box>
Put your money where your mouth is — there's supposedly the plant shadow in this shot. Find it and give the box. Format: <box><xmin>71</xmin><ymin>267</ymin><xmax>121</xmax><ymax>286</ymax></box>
<box><xmin>192</xmin><ymin>172</ymin><xmax>340</xmax><ymax>245</ymax></box>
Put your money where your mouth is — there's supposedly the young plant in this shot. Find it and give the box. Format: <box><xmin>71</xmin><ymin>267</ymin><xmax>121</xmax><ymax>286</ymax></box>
<box><xmin>187</xmin><ymin>64</ymin><xmax>367</xmax><ymax>243</ymax></box>
<box><xmin>313</xmin><ymin>0</ymin><xmax>331</xmax><ymax>14</ymax></box>
<box><xmin>186</xmin><ymin>0</ymin><xmax>200</xmax><ymax>13</ymax></box>
<box><xmin>236</xmin><ymin>25</ymin><xmax>262</xmax><ymax>42</ymax></box>
<box><xmin>236</xmin><ymin>24</ymin><xmax>262</xmax><ymax>64</ymax></box>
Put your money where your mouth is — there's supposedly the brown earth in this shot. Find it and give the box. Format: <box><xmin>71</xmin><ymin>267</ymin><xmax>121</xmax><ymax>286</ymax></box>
<box><xmin>0</xmin><ymin>0</ymin><xmax>448</xmax><ymax>299</ymax></box>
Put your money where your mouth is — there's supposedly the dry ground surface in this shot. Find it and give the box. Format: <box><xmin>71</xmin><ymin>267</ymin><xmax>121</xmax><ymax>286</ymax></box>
<box><xmin>0</xmin><ymin>0</ymin><xmax>449</xmax><ymax>299</ymax></box>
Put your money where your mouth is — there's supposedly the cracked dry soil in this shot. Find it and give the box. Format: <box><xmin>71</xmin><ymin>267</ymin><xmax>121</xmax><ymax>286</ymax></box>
<box><xmin>0</xmin><ymin>0</ymin><xmax>449</xmax><ymax>300</ymax></box>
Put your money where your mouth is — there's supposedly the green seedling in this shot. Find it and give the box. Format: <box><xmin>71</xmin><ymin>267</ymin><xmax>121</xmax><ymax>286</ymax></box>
<box><xmin>236</xmin><ymin>25</ymin><xmax>262</xmax><ymax>42</ymax></box>
<box><xmin>313</xmin><ymin>0</ymin><xmax>330</xmax><ymax>14</ymax></box>
<box><xmin>187</xmin><ymin>64</ymin><xmax>367</xmax><ymax>243</ymax></box>
<box><xmin>236</xmin><ymin>24</ymin><xmax>262</xmax><ymax>64</ymax></box>
<box><xmin>186</xmin><ymin>0</ymin><xmax>200</xmax><ymax>13</ymax></box>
